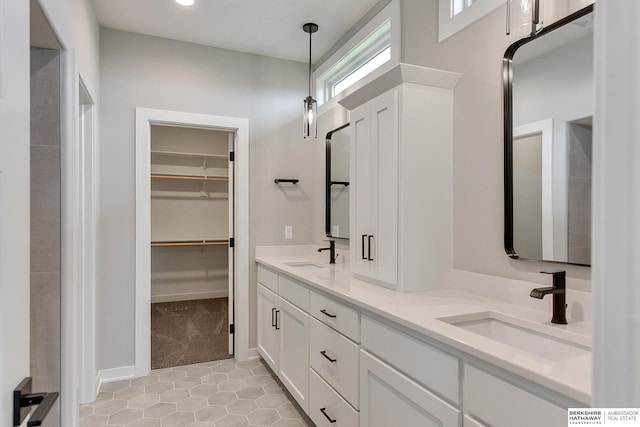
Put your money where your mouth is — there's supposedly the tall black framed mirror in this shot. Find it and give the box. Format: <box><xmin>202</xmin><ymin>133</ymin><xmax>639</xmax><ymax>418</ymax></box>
<box><xmin>504</xmin><ymin>4</ymin><xmax>593</xmax><ymax>266</ymax></box>
<box><xmin>326</xmin><ymin>123</ymin><xmax>350</xmax><ymax>239</ymax></box>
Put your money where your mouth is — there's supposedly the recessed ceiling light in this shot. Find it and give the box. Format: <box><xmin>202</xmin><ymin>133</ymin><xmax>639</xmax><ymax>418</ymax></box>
<box><xmin>174</xmin><ymin>0</ymin><xmax>194</xmax><ymax>6</ymax></box>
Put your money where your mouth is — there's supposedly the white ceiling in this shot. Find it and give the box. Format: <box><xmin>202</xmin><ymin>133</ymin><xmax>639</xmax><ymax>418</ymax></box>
<box><xmin>92</xmin><ymin>0</ymin><xmax>381</xmax><ymax>63</ymax></box>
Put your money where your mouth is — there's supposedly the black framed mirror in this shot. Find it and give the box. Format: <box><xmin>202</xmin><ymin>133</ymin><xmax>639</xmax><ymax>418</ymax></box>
<box><xmin>504</xmin><ymin>4</ymin><xmax>593</xmax><ymax>266</ymax></box>
<box><xmin>325</xmin><ymin>123</ymin><xmax>350</xmax><ymax>239</ymax></box>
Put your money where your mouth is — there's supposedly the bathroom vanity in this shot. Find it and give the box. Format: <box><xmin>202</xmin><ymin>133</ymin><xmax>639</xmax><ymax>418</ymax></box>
<box><xmin>255</xmin><ymin>250</ymin><xmax>590</xmax><ymax>427</ymax></box>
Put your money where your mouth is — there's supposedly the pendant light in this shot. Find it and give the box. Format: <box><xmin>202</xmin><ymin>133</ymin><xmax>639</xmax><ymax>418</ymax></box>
<box><xmin>303</xmin><ymin>23</ymin><xmax>319</xmax><ymax>139</ymax></box>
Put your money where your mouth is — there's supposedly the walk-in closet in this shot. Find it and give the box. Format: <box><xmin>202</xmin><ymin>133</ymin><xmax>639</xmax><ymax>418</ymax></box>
<box><xmin>150</xmin><ymin>125</ymin><xmax>233</xmax><ymax>369</ymax></box>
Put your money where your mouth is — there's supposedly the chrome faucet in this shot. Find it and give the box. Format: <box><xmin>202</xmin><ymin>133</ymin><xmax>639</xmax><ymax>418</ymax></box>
<box><xmin>317</xmin><ymin>240</ymin><xmax>336</xmax><ymax>264</ymax></box>
<box><xmin>530</xmin><ymin>270</ymin><xmax>567</xmax><ymax>324</ymax></box>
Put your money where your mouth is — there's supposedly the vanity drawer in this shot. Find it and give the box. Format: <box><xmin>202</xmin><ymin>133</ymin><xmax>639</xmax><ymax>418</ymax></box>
<box><xmin>278</xmin><ymin>274</ymin><xmax>309</xmax><ymax>312</ymax></box>
<box><xmin>361</xmin><ymin>315</ymin><xmax>459</xmax><ymax>405</ymax></box>
<box><xmin>257</xmin><ymin>265</ymin><xmax>278</xmax><ymax>293</ymax></box>
<box><xmin>310</xmin><ymin>290</ymin><xmax>360</xmax><ymax>342</ymax></box>
<box><xmin>464</xmin><ymin>364</ymin><xmax>567</xmax><ymax>427</ymax></box>
<box><xmin>309</xmin><ymin>318</ymin><xmax>359</xmax><ymax>408</ymax></box>
<box><xmin>309</xmin><ymin>368</ymin><xmax>359</xmax><ymax>427</ymax></box>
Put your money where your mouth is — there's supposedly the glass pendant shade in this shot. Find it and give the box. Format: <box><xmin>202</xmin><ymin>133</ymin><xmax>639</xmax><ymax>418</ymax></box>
<box><xmin>302</xmin><ymin>23</ymin><xmax>319</xmax><ymax>139</ymax></box>
<box><xmin>508</xmin><ymin>0</ymin><xmax>543</xmax><ymax>38</ymax></box>
<box><xmin>304</xmin><ymin>95</ymin><xmax>317</xmax><ymax>139</ymax></box>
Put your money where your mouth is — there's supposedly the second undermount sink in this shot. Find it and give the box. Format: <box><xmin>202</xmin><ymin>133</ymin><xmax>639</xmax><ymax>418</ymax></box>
<box><xmin>283</xmin><ymin>261</ymin><xmax>328</xmax><ymax>270</ymax></box>
<box><xmin>438</xmin><ymin>311</ymin><xmax>590</xmax><ymax>361</ymax></box>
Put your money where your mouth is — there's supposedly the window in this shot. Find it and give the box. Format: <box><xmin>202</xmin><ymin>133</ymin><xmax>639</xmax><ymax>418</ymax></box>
<box><xmin>314</xmin><ymin>1</ymin><xmax>400</xmax><ymax>108</ymax></box>
<box><xmin>439</xmin><ymin>0</ymin><xmax>506</xmax><ymax>42</ymax></box>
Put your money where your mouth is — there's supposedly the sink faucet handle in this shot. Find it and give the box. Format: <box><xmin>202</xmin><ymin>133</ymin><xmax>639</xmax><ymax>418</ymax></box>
<box><xmin>540</xmin><ymin>270</ymin><xmax>566</xmax><ymax>277</ymax></box>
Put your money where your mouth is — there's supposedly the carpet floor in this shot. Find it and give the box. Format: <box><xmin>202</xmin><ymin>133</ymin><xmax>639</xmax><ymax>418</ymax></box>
<box><xmin>151</xmin><ymin>298</ymin><xmax>232</xmax><ymax>369</ymax></box>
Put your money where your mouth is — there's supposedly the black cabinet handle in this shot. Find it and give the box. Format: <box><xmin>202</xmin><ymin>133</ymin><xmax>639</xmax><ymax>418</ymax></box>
<box><xmin>271</xmin><ymin>308</ymin><xmax>277</xmax><ymax>327</ymax></box>
<box><xmin>275</xmin><ymin>310</ymin><xmax>280</xmax><ymax>330</ymax></box>
<box><xmin>361</xmin><ymin>234</ymin><xmax>367</xmax><ymax>260</ymax></box>
<box><xmin>320</xmin><ymin>309</ymin><xmax>337</xmax><ymax>319</ymax></box>
<box><xmin>368</xmin><ymin>235</ymin><xmax>374</xmax><ymax>261</ymax></box>
<box><xmin>320</xmin><ymin>350</ymin><xmax>337</xmax><ymax>363</ymax></box>
<box><xmin>320</xmin><ymin>407</ymin><xmax>337</xmax><ymax>423</ymax></box>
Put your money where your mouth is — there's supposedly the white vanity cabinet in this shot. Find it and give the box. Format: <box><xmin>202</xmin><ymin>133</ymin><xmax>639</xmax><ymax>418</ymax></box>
<box><xmin>360</xmin><ymin>315</ymin><xmax>461</xmax><ymax>427</ymax></box>
<box><xmin>308</xmin><ymin>290</ymin><xmax>361</xmax><ymax>427</ymax></box>
<box><xmin>463</xmin><ymin>364</ymin><xmax>569</xmax><ymax>427</ymax></box>
<box><xmin>340</xmin><ymin>64</ymin><xmax>461</xmax><ymax>292</ymax></box>
<box><xmin>256</xmin><ymin>266</ymin><xmax>310</xmax><ymax>412</ymax></box>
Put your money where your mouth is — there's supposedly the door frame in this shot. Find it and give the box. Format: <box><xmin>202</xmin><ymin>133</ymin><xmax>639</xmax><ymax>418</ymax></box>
<box><xmin>135</xmin><ymin>108</ymin><xmax>250</xmax><ymax>377</ymax></box>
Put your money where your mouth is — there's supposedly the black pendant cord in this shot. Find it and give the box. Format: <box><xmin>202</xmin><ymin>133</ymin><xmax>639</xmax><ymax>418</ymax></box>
<box><xmin>308</xmin><ymin>28</ymin><xmax>312</xmax><ymax>97</ymax></box>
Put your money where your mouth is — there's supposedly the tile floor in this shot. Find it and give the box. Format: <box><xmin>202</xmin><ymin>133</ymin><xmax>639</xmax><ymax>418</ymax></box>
<box><xmin>80</xmin><ymin>358</ymin><xmax>314</xmax><ymax>427</ymax></box>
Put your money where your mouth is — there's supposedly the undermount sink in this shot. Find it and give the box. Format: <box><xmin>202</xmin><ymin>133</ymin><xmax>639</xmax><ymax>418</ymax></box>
<box><xmin>283</xmin><ymin>261</ymin><xmax>328</xmax><ymax>270</ymax></box>
<box><xmin>438</xmin><ymin>311</ymin><xmax>590</xmax><ymax>361</ymax></box>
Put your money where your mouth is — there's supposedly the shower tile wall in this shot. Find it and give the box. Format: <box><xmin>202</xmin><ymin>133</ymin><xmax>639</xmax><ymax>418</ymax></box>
<box><xmin>568</xmin><ymin>123</ymin><xmax>592</xmax><ymax>265</ymax></box>
<box><xmin>31</xmin><ymin>47</ymin><xmax>61</xmax><ymax>427</ymax></box>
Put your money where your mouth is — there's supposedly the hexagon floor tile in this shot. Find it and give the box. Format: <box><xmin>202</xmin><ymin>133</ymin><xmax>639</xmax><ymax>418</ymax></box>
<box><xmin>80</xmin><ymin>358</ymin><xmax>314</xmax><ymax>427</ymax></box>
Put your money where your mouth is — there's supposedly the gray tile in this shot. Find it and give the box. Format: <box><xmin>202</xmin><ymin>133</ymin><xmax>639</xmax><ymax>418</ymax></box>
<box><xmin>227</xmin><ymin>400</ymin><xmax>258</xmax><ymax>415</ymax></box>
<box><xmin>80</xmin><ymin>414</ymin><xmax>109</xmax><ymax>427</ymax></box>
<box><xmin>187</xmin><ymin>367</ymin><xmax>213</xmax><ymax>378</ymax></box>
<box><xmin>132</xmin><ymin>375</ymin><xmax>160</xmax><ymax>387</ymax></box>
<box><xmin>203</xmin><ymin>373</ymin><xmax>229</xmax><ymax>384</ymax></box>
<box><xmin>244</xmin><ymin>376</ymin><xmax>272</xmax><ymax>387</ymax></box>
<box><xmin>80</xmin><ymin>405</ymin><xmax>94</xmax><ymax>419</ymax></box>
<box><xmin>114</xmin><ymin>386</ymin><xmax>145</xmax><ymax>400</ymax></box>
<box><xmin>177</xmin><ymin>396</ymin><xmax>208</xmax><ymax>412</ymax></box>
<box><xmin>196</xmin><ymin>405</ymin><xmax>228</xmax><ymax>422</ymax></box>
<box><xmin>235</xmin><ymin>360</ymin><xmax>259</xmax><ymax>370</ymax></box>
<box><xmin>128</xmin><ymin>419</ymin><xmax>162</xmax><ymax>427</ymax></box>
<box><xmin>101</xmin><ymin>380</ymin><xmax>132</xmax><ymax>393</ymax></box>
<box><xmin>247</xmin><ymin>409</ymin><xmax>280</xmax><ymax>426</ymax></box>
<box><xmin>162</xmin><ymin>411</ymin><xmax>196</xmax><ymax>426</ymax></box>
<box><xmin>215</xmin><ymin>414</ymin><xmax>249</xmax><ymax>427</ymax></box>
<box><xmin>108</xmin><ymin>408</ymin><xmax>143</xmax><ymax>425</ymax></box>
<box><xmin>207</xmin><ymin>392</ymin><xmax>237</xmax><ymax>406</ymax></box>
<box><xmin>144</xmin><ymin>402</ymin><xmax>177</xmax><ymax>419</ymax></box>
<box><xmin>159</xmin><ymin>371</ymin><xmax>187</xmax><ymax>382</ymax></box>
<box><xmin>277</xmin><ymin>404</ymin><xmax>301</xmax><ymax>419</ymax></box>
<box><xmin>271</xmin><ymin>419</ymin><xmax>305</xmax><ymax>427</ymax></box>
<box><xmin>219</xmin><ymin>379</ymin><xmax>246</xmax><ymax>392</ymax></box>
<box><xmin>236</xmin><ymin>387</ymin><xmax>264</xmax><ymax>400</ymax></box>
<box><xmin>212</xmin><ymin>364</ymin><xmax>237</xmax><ymax>373</ymax></box>
<box><xmin>30</xmin><ymin>145</ymin><xmax>60</xmax><ymax>273</ymax></box>
<box><xmin>228</xmin><ymin>369</ymin><xmax>253</xmax><ymax>380</ymax></box>
<box><xmin>128</xmin><ymin>394</ymin><xmax>160</xmax><ymax>409</ymax></box>
<box><xmin>256</xmin><ymin>394</ymin><xmax>286</xmax><ymax>409</ymax></box>
<box><xmin>191</xmin><ymin>384</ymin><xmax>219</xmax><ymax>397</ymax></box>
<box><xmin>93</xmin><ymin>399</ymin><xmax>127</xmax><ymax>415</ymax></box>
<box><xmin>160</xmin><ymin>388</ymin><xmax>190</xmax><ymax>403</ymax></box>
<box><xmin>145</xmin><ymin>382</ymin><xmax>174</xmax><ymax>395</ymax></box>
<box><xmin>174</xmin><ymin>377</ymin><xmax>202</xmax><ymax>389</ymax></box>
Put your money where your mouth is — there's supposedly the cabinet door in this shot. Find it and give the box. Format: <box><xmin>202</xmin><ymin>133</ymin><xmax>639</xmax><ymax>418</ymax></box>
<box><xmin>257</xmin><ymin>284</ymin><xmax>279</xmax><ymax>373</ymax></box>
<box><xmin>360</xmin><ymin>351</ymin><xmax>460</xmax><ymax>427</ymax></box>
<box><xmin>278</xmin><ymin>297</ymin><xmax>310</xmax><ymax>413</ymax></box>
<box><xmin>350</xmin><ymin>103</ymin><xmax>372</xmax><ymax>278</ymax></box>
<box><xmin>350</xmin><ymin>89</ymin><xmax>398</xmax><ymax>287</ymax></box>
<box><xmin>368</xmin><ymin>90</ymin><xmax>398</xmax><ymax>286</ymax></box>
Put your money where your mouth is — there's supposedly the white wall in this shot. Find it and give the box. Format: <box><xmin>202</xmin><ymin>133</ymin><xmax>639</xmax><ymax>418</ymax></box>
<box><xmin>398</xmin><ymin>0</ymin><xmax>591</xmax><ymax>288</ymax></box>
<box><xmin>98</xmin><ymin>28</ymin><xmax>313</xmax><ymax>370</ymax></box>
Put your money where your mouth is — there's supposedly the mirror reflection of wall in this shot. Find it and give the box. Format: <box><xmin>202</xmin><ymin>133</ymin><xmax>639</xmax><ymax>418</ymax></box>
<box><xmin>326</xmin><ymin>124</ymin><xmax>350</xmax><ymax>239</ymax></box>
<box><xmin>507</xmin><ymin>6</ymin><xmax>593</xmax><ymax>266</ymax></box>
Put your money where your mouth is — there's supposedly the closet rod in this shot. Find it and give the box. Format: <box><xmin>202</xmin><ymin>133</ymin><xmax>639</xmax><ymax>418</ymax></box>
<box><xmin>151</xmin><ymin>174</ymin><xmax>228</xmax><ymax>182</ymax></box>
<box><xmin>151</xmin><ymin>240</ymin><xmax>228</xmax><ymax>247</ymax></box>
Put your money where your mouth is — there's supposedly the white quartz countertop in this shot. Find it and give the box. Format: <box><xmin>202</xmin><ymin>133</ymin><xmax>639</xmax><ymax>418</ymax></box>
<box><xmin>255</xmin><ymin>252</ymin><xmax>592</xmax><ymax>405</ymax></box>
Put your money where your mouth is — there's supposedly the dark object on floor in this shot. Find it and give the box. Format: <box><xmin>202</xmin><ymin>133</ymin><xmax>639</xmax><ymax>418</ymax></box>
<box><xmin>151</xmin><ymin>298</ymin><xmax>232</xmax><ymax>369</ymax></box>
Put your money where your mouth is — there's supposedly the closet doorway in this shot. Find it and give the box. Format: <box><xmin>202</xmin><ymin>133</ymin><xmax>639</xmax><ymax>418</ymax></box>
<box><xmin>149</xmin><ymin>125</ymin><xmax>234</xmax><ymax>369</ymax></box>
<box><xmin>135</xmin><ymin>108</ymin><xmax>249</xmax><ymax>377</ymax></box>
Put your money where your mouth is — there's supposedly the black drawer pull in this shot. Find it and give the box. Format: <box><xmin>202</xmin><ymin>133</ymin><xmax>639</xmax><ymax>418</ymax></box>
<box><xmin>275</xmin><ymin>310</ymin><xmax>280</xmax><ymax>330</ymax></box>
<box><xmin>367</xmin><ymin>235</ymin><xmax>374</xmax><ymax>261</ymax></box>
<box><xmin>361</xmin><ymin>234</ymin><xmax>367</xmax><ymax>260</ymax></box>
<box><xmin>320</xmin><ymin>350</ymin><xmax>337</xmax><ymax>363</ymax></box>
<box><xmin>320</xmin><ymin>407</ymin><xmax>337</xmax><ymax>423</ymax></box>
<box><xmin>271</xmin><ymin>308</ymin><xmax>277</xmax><ymax>327</ymax></box>
<box><xmin>320</xmin><ymin>309</ymin><xmax>337</xmax><ymax>318</ymax></box>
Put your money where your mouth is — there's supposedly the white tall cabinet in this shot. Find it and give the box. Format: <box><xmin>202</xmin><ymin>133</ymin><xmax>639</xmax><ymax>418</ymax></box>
<box><xmin>340</xmin><ymin>64</ymin><xmax>461</xmax><ymax>292</ymax></box>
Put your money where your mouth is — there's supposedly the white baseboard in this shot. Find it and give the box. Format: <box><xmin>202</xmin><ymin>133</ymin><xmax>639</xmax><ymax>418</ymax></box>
<box><xmin>247</xmin><ymin>347</ymin><xmax>260</xmax><ymax>360</ymax></box>
<box><xmin>97</xmin><ymin>365</ymin><xmax>136</xmax><ymax>393</ymax></box>
<box><xmin>151</xmin><ymin>290</ymin><xmax>229</xmax><ymax>304</ymax></box>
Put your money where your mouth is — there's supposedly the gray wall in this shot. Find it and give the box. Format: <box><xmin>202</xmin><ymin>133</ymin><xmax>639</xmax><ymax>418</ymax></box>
<box><xmin>98</xmin><ymin>28</ymin><xmax>312</xmax><ymax>370</ymax></box>
<box><xmin>398</xmin><ymin>0</ymin><xmax>591</xmax><ymax>285</ymax></box>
